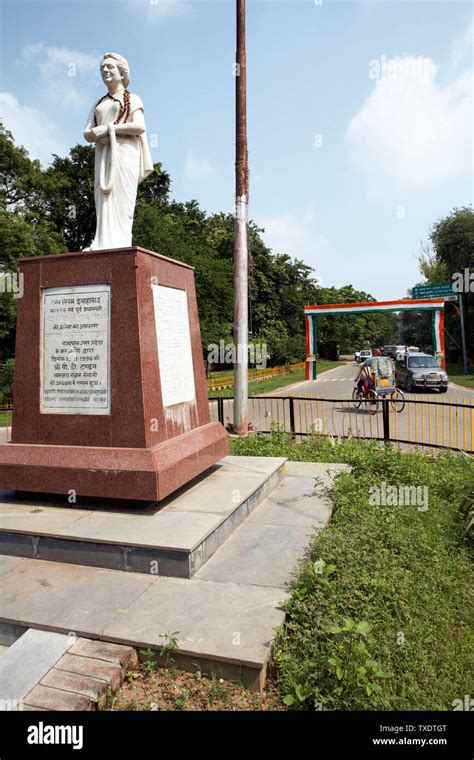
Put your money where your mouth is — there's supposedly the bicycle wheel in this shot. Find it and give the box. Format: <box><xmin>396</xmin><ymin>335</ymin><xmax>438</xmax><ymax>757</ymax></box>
<box><xmin>390</xmin><ymin>388</ymin><xmax>405</xmax><ymax>413</ymax></box>
<box><xmin>352</xmin><ymin>387</ymin><xmax>362</xmax><ymax>409</ymax></box>
<box><xmin>366</xmin><ymin>390</ymin><xmax>378</xmax><ymax>415</ymax></box>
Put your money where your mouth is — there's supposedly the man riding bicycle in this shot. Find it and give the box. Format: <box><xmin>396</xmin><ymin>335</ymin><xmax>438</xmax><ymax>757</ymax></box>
<box><xmin>355</xmin><ymin>355</ymin><xmax>393</xmax><ymax>397</ymax></box>
<box><xmin>355</xmin><ymin>356</ymin><xmax>376</xmax><ymax>396</ymax></box>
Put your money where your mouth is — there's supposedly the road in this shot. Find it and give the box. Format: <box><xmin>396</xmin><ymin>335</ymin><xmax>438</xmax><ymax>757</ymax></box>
<box><xmin>213</xmin><ymin>362</ymin><xmax>474</xmax><ymax>452</ymax></box>
<box><xmin>2</xmin><ymin>364</ymin><xmax>473</xmax><ymax>451</ymax></box>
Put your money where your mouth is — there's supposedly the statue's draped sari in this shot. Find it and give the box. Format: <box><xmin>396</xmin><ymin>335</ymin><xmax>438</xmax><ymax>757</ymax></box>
<box><xmin>84</xmin><ymin>93</ymin><xmax>153</xmax><ymax>249</ymax></box>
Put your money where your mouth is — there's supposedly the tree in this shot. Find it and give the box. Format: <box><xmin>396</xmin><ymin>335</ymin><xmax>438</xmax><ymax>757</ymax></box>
<box><xmin>313</xmin><ymin>286</ymin><xmax>399</xmax><ymax>354</ymax></box>
<box><xmin>418</xmin><ymin>207</ymin><xmax>474</xmax><ymax>361</ymax></box>
<box><xmin>0</xmin><ymin>123</ymin><xmax>43</xmax><ymax>212</ymax></box>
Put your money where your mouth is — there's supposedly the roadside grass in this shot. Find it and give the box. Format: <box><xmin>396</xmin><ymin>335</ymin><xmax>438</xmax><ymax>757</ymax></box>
<box><xmin>231</xmin><ymin>433</ymin><xmax>474</xmax><ymax>710</ymax></box>
<box><xmin>446</xmin><ymin>363</ymin><xmax>474</xmax><ymax>390</ymax></box>
<box><xmin>209</xmin><ymin>360</ymin><xmax>343</xmax><ymax>398</ymax></box>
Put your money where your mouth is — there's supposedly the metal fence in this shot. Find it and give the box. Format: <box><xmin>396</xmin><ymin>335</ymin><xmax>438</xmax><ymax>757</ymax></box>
<box><xmin>2</xmin><ymin>395</ymin><xmax>472</xmax><ymax>454</ymax></box>
<box><xmin>209</xmin><ymin>394</ymin><xmax>474</xmax><ymax>454</ymax></box>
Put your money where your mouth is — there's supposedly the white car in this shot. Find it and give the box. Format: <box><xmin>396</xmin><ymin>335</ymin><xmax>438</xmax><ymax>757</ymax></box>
<box><xmin>359</xmin><ymin>349</ymin><xmax>372</xmax><ymax>364</ymax></box>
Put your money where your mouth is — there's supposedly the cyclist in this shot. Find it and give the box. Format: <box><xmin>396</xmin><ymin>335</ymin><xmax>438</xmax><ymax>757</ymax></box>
<box><xmin>355</xmin><ymin>356</ymin><xmax>375</xmax><ymax>397</ymax></box>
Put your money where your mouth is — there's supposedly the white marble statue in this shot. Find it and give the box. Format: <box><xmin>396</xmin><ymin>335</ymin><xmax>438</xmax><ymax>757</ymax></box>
<box><xmin>83</xmin><ymin>52</ymin><xmax>153</xmax><ymax>250</ymax></box>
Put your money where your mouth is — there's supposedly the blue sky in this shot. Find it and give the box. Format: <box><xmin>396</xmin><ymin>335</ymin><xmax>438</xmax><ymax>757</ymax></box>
<box><xmin>0</xmin><ymin>0</ymin><xmax>472</xmax><ymax>299</ymax></box>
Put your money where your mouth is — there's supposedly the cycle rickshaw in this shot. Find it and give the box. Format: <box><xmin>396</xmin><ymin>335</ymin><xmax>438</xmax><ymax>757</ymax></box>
<box><xmin>353</xmin><ymin>356</ymin><xmax>405</xmax><ymax>415</ymax></box>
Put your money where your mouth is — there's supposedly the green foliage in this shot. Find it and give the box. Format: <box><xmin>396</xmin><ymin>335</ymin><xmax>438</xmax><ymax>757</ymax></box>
<box><xmin>158</xmin><ymin>630</ymin><xmax>180</xmax><ymax>665</ymax></box>
<box><xmin>459</xmin><ymin>493</ymin><xmax>474</xmax><ymax>548</ymax></box>
<box><xmin>231</xmin><ymin>433</ymin><xmax>474</xmax><ymax>710</ymax></box>
<box><xmin>418</xmin><ymin>206</ymin><xmax>474</xmax><ymax>359</ymax></box>
<box><xmin>139</xmin><ymin>648</ymin><xmax>158</xmax><ymax>678</ymax></box>
<box><xmin>314</xmin><ymin>285</ymin><xmax>400</xmax><ymax>353</ymax></box>
<box><xmin>6</xmin><ymin>124</ymin><xmax>470</xmax><ymax>371</ymax></box>
<box><xmin>0</xmin><ymin>359</ymin><xmax>14</xmax><ymax>401</ymax></box>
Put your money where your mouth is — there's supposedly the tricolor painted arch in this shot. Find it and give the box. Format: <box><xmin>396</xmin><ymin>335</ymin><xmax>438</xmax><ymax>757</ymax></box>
<box><xmin>304</xmin><ymin>298</ymin><xmax>446</xmax><ymax>380</ymax></box>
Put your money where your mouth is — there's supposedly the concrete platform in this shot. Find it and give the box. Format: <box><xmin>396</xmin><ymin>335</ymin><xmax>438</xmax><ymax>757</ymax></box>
<box><xmin>0</xmin><ymin>461</ymin><xmax>351</xmax><ymax>693</ymax></box>
<box><xmin>0</xmin><ymin>456</ymin><xmax>286</xmax><ymax>578</ymax></box>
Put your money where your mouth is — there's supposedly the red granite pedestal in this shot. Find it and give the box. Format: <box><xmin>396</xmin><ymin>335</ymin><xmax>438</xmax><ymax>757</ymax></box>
<box><xmin>0</xmin><ymin>246</ymin><xmax>229</xmax><ymax>502</ymax></box>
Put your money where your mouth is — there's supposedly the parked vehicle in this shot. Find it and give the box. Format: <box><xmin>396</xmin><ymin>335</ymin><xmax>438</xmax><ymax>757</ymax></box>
<box><xmin>395</xmin><ymin>347</ymin><xmax>406</xmax><ymax>362</ymax></box>
<box><xmin>358</xmin><ymin>349</ymin><xmax>372</xmax><ymax>364</ymax></box>
<box><xmin>383</xmin><ymin>345</ymin><xmax>397</xmax><ymax>358</ymax></box>
<box><xmin>395</xmin><ymin>353</ymin><xmax>449</xmax><ymax>393</ymax></box>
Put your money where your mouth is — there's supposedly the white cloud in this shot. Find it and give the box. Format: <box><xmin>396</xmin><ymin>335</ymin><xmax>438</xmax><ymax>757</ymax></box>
<box><xmin>19</xmin><ymin>42</ymin><xmax>98</xmax><ymax>109</ymax></box>
<box><xmin>0</xmin><ymin>92</ymin><xmax>66</xmax><ymax>166</ymax></box>
<box><xmin>345</xmin><ymin>55</ymin><xmax>472</xmax><ymax>192</ymax></box>
<box><xmin>126</xmin><ymin>0</ymin><xmax>193</xmax><ymax>21</ymax></box>
<box><xmin>184</xmin><ymin>150</ymin><xmax>214</xmax><ymax>180</ymax></box>
<box><xmin>259</xmin><ymin>208</ymin><xmax>328</xmax><ymax>275</ymax></box>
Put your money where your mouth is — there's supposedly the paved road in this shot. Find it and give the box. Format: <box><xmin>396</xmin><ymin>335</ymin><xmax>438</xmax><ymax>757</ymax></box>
<box><xmin>214</xmin><ymin>362</ymin><xmax>474</xmax><ymax>452</ymax></box>
<box><xmin>2</xmin><ymin>364</ymin><xmax>473</xmax><ymax>452</ymax></box>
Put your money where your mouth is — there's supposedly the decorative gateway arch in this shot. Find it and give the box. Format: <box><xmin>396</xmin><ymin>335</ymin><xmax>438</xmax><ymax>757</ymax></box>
<box><xmin>304</xmin><ymin>298</ymin><xmax>446</xmax><ymax>380</ymax></box>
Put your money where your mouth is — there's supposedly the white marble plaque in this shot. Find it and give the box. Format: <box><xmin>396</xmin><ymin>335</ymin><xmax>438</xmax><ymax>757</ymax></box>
<box><xmin>152</xmin><ymin>284</ymin><xmax>196</xmax><ymax>407</ymax></box>
<box><xmin>40</xmin><ymin>284</ymin><xmax>111</xmax><ymax>414</ymax></box>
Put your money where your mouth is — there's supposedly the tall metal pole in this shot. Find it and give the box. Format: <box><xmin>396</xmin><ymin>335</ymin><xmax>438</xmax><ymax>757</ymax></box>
<box><xmin>458</xmin><ymin>293</ymin><xmax>469</xmax><ymax>374</ymax></box>
<box><xmin>233</xmin><ymin>0</ymin><xmax>249</xmax><ymax>435</ymax></box>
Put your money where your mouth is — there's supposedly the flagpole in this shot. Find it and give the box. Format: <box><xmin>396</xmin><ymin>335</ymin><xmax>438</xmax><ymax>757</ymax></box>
<box><xmin>233</xmin><ymin>0</ymin><xmax>249</xmax><ymax>435</ymax></box>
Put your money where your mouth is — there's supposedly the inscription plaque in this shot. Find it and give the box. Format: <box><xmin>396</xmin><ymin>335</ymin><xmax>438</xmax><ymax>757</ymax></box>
<box><xmin>40</xmin><ymin>284</ymin><xmax>111</xmax><ymax>414</ymax></box>
<box><xmin>152</xmin><ymin>284</ymin><xmax>195</xmax><ymax>407</ymax></box>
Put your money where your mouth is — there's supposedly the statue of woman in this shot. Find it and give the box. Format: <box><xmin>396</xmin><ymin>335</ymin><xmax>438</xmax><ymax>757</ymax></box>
<box><xmin>83</xmin><ymin>53</ymin><xmax>153</xmax><ymax>250</ymax></box>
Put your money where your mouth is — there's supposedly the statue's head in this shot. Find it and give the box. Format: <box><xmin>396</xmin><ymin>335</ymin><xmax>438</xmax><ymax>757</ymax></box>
<box><xmin>100</xmin><ymin>53</ymin><xmax>130</xmax><ymax>89</ymax></box>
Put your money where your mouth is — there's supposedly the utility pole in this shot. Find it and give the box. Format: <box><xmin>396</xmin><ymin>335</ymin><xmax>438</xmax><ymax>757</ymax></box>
<box><xmin>233</xmin><ymin>0</ymin><xmax>249</xmax><ymax>435</ymax></box>
<box><xmin>458</xmin><ymin>293</ymin><xmax>469</xmax><ymax>374</ymax></box>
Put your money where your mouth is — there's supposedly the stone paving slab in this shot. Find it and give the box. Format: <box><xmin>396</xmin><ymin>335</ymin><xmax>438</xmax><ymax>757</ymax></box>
<box><xmin>195</xmin><ymin>521</ymin><xmax>313</xmax><ymax>589</ymax></box>
<box><xmin>0</xmin><ymin>628</ymin><xmax>72</xmax><ymax>708</ymax></box>
<box><xmin>55</xmin><ymin>510</ymin><xmax>222</xmax><ymax>551</ymax></box>
<box><xmin>0</xmin><ymin>559</ymin><xmax>154</xmax><ymax>635</ymax></box>
<box><xmin>159</xmin><ymin>471</ymin><xmax>269</xmax><ymax>515</ymax></box>
<box><xmin>0</xmin><ymin>556</ymin><xmax>286</xmax><ymax>672</ymax></box>
<box><xmin>0</xmin><ymin>505</ymin><xmax>84</xmax><ymax>535</ymax></box>
<box><xmin>219</xmin><ymin>456</ymin><xmax>287</xmax><ymax>475</ymax></box>
<box><xmin>247</xmin><ymin>476</ymin><xmax>332</xmax><ymax>528</ymax></box>
<box><xmin>0</xmin><ymin>458</ymin><xmax>287</xmax><ymax>572</ymax></box>
<box><xmin>0</xmin><ymin>555</ymin><xmax>26</xmax><ymax>577</ymax></box>
<box><xmin>0</xmin><ymin>460</ymin><xmax>349</xmax><ymax>696</ymax></box>
<box><xmin>103</xmin><ymin>576</ymin><xmax>287</xmax><ymax>669</ymax></box>
<box><xmin>284</xmin><ymin>461</ymin><xmax>351</xmax><ymax>479</ymax></box>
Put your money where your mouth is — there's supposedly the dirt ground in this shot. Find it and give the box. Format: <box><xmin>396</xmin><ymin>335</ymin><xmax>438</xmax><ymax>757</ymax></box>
<box><xmin>107</xmin><ymin>661</ymin><xmax>284</xmax><ymax>712</ymax></box>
